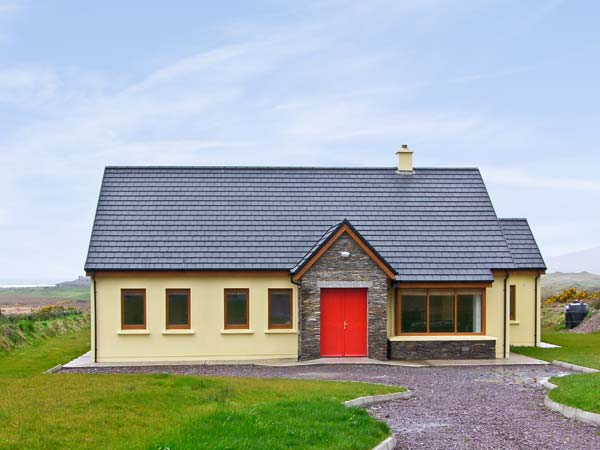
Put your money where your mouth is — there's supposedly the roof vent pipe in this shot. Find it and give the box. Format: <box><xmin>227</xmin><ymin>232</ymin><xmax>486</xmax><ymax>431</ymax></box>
<box><xmin>396</xmin><ymin>144</ymin><xmax>413</xmax><ymax>174</ymax></box>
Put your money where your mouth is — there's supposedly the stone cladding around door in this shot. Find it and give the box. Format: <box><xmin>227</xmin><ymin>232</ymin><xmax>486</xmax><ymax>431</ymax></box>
<box><xmin>297</xmin><ymin>233</ymin><xmax>389</xmax><ymax>360</ymax></box>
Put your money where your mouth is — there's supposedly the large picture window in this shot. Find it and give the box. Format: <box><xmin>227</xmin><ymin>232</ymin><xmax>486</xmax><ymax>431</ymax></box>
<box><xmin>268</xmin><ymin>289</ymin><xmax>293</xmax><ymax>329</ymax></box>
<box><xmin>121</xmin><ymin>289</ymin><xmax>146</xmax><ymax>330</ymax></box>
<box><xmin>166</xmin><ymin>289</ymin><xmax>191</xmax><ymax>329</ymax></box>
<box><xmin>224</xmin><ymin>288</ymin><xmax>249</xmax><ymax>329</ymax></box>
<box><xmin>397</xmin><ymin>289</ymin><xmax>484</xmax><ymax>335</ymax></box>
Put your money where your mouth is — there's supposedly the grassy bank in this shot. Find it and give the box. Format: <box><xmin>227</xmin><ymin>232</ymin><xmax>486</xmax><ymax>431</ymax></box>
<box><xmin>0</xmin><ymin>323</ymin><xmax>400</xmax><ymax>449</ymax></box>
<box><xmin>0</xmin><ymin>285</ymin><xmax>89</xmax><ymax>301</ymax></box>
<box><xmin>0</xmin><ymin>326</ymin><xmax>90</xmax><ymax>376</ymax></box>
<box><xmin>0</xmin><ymin>308</ymin><xmax>89</xmax><ymax>352</ymax></box>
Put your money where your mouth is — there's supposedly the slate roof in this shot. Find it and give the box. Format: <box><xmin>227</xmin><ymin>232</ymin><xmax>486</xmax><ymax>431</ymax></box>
<box><xmin>499</xmin><ymin>219</ymin><xmax>546</xmax><ymax>270</ymax></box>
<box><xmin>85</xmin><ymin>166</ymin><xmax>545</xmax><ymax>282</ymax></box>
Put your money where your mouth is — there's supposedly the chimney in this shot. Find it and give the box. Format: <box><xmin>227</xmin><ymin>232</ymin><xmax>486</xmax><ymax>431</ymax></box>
<box><xmin>396</xmin><ymin>144</ymin><xmax>413</xmax><ymax>174</ymax></box>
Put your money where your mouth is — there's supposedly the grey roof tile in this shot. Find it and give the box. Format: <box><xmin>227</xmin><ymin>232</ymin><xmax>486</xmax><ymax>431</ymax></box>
<box><xmin>499</xmin><ymin>219</ymin><xmax>546</xmax><ymax>270</ymax></box>
<box><xmin>85</xmin><ymin>166</ymin><xmax>543</xmax><ymax>281</ymax></box>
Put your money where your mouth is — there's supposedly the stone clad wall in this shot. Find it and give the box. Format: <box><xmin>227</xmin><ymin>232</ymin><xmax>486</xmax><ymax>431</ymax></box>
<box><xmin>298</xmin><ymin>234</ymin><xmax>389</xmax><ymax>360</ymax></box>
<box><xmin>388</xmin><ymin>339</ymin><xmax>496</xmax><ymax>360</ymax></box>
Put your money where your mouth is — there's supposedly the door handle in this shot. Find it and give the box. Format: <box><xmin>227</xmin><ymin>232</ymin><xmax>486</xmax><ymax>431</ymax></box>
<box><xmin>343</xmin><ymin>320</ymin><xmax>348</xmax><ymax>330</ymax></box>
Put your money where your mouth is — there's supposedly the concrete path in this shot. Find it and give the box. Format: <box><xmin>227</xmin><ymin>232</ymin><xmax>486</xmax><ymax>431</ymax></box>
<box><xmin>62</xmin><ymin>351</ymin><xmax>545</xmax><ymax>369</ymax></box>
<box><xmin>62</xmin><ymin>363</ymin><xmax>600</xmax><ymax>449</ymax></box>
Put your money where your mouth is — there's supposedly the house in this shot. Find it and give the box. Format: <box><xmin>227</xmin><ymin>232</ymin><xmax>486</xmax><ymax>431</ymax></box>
<box><xmin>85</xmin><ymin>146</ymin><xmax>546</xmax><ymax>363</ymax></box>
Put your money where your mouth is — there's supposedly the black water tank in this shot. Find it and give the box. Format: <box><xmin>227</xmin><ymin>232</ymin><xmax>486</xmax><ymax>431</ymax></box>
<box><xmin>565</xmin><ymin>301</ymin><xmax>589</xmax><ymax>329</ymax></box>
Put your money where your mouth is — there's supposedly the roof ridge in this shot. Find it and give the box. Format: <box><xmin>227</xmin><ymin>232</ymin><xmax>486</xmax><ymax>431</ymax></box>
<box><xmin>104</xmin><ymin>166</ymin><xmax>482</xmax><ymax>171</ymax></box>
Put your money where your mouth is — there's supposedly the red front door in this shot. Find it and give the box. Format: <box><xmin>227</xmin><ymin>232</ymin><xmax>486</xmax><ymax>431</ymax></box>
<box><xmin>320</xmin><ymin>288</ymin><xmax>367</xmax><ymax>357</ymax></box>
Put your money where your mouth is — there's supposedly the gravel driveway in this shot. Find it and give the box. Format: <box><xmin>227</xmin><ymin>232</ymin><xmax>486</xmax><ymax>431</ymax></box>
<box><xmin>63</xmin><ymin>363</ymin><xmax>600</xmax><ymax>449</ymax></box>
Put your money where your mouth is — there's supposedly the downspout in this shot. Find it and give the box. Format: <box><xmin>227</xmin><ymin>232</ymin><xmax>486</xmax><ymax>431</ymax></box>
<box><xmin>503</xmin><ymin>271</ymin><xmax>509</xmax><ymax>358</ymax></box>
<box><xmin>92</xmin><ymin>273</ymin><xmax>98</xmax><ymax>363</ymax></box>
<box><xmin>534</xmin><ymin>271</ymin><xmax>541</xmax><ymax>347</ymax></box>
<box><xmin>290</xmin><ymin>274</ymin><xmax>301</xmax><ymax>287</ymax></box>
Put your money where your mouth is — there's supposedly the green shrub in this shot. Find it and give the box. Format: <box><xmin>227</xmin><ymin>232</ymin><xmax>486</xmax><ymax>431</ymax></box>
<box><xmin>18</xmin><ymin>320</ymin><xmax>34</xmax><ymax>333</ymax></box>
<box><xmin>0</xmin><ymin>306</ymin><xmax>80</xmax><ymax>325</ymax></box>
<box><xmin>545</xmin><ymin>287</ymin><xmax>599</xmax><ymax>305</ymax></box>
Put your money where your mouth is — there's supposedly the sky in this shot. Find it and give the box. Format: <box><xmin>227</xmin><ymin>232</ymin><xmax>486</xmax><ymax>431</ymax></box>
<box><xmin>1</xmin><ymin>0</ymin><xmax>599</xmax><ymax>283</ymax></box>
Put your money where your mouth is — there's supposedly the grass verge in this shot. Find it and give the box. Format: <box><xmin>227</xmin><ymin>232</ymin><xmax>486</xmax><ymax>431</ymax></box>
<box><xmin>511</xmin><ymin>328</ymin><xmax>600</xmax><ymax>370</ymax></box>
<box><xmin>0</xmin><ymin>326</ymin><xmax>400</xmax><ymax>449</ymax></box>
<box><xmin>549</xmin><ymin>373</ymin><xmax>600</xmax><ymax>415</ymax></box>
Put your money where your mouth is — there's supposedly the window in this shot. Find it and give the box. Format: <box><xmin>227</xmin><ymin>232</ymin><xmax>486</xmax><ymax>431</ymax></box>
<box><xmin>166</xmin><ymin>289</ymin><xmax>190</xmax><ymax>329</ymax></box>
<box><xmin>268</xmin><ymin>289</ymin><xmax>293</xmax><ymax>329</ymax></box>
<box><xmin>397</xmin><ymin>289</ymin><xmax>484</xmax><ymax>335</ymax></box>
<box><xmin>509</xmin><ymin>285</ymin><xmax>516</xmax><ymax>321</ymax></box>
<box><xmin>429</xmin><ymin>291</ymin><xmax>455</xmax><ymax>333</ymax></box>
<box><xmin>224</xmin><ymin>288</ymin><xmax>249</xmax><ymax>329</ymax></box>
<box><xmin>121</xmin><ymin>289</ymin><xmax>146</xmax><ymax>329</ymax></box>
<box><xmin>400</xmin><ymin>291</ymin><xmax>427</xmax><ymax>333</ymax></box>
<box><xmin>457</xmin><ymin>291</ymin><xmax>482</xmax><ymax>333</ymax></box>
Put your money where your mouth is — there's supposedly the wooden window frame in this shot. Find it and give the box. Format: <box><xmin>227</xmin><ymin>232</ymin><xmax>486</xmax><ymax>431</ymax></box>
<box><xmin>121</xmin><ymin>288</ymin><xmax>147</xmax><ymax>330</ymax></box>
<box><xmin>268</xmin><ymin>288</ymin><xmax>293</xmax><ymax>330</ymax></box>
<box><xmin>509</xmin><ymin>285</ymin><xmax>517</xmax><ymax>321</ymax></box>
<box><xmin>395</xmin><ymin>288</ymin><xmax>486</xmax><ymax>336</ymax></box>
<box><xmin>224</xmin><ymin>288</ymin><xmax>250</xmax><ymax>329</ymax></box>
<box><xmin>166</xmin><ymin>288</ymin><xmax>191</xmax><ymax>330</ymax></box>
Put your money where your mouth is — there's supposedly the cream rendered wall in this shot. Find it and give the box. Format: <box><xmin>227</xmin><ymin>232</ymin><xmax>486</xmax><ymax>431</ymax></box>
<box><xmin>485</xmin><ymin>273</ymin><xmax>507</xmax><ymax>358</ymax></box>
<box><xmin>92</xmin><ymin>273</ymin><xmax>298</xmax><ymax>362</ymax></box>
<box><xmin>507</xmin><ymin>272</ymin><xmax>541</xmax><ymax>347</ymax></box>
<box><xmin>486</xmin><ymin>271</ymin><xmax>542</xmax><ymax>357</ymax></box>
<box><xmin>386</xmin><ymin>288</ymin><xmax>396</xmax><ymax>337</ymax></box>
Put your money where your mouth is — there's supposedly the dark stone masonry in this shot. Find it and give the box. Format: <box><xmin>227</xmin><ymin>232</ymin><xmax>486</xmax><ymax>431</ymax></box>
<box><xmin>298</xmin><ymin>233</ymin><xmax>389</xmax><ymax>360</ymax></box>
<box><xmin>388</xmin><ymin>338</ymin><xmax>496</xmax><ymax>360</ymax></box>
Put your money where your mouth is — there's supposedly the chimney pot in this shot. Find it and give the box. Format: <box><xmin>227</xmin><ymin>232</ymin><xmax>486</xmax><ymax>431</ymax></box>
<box><xmin>396</xmin><ymin>145</ymin><xmax>414</xmax><ymax>174</ymax></box>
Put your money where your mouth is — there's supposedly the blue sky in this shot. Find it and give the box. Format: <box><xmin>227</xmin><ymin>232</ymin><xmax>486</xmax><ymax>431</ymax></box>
<box><xmin>1</xmin><ymin>0</ymin><xmax>599</xmax><ymax>283</ymax></box>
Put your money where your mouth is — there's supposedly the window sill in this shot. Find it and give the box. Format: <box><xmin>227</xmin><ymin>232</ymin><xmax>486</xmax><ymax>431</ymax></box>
<box><xmin>510</xmin><ymin>320</ymin><xmax>520</xmax><ymax>325</ymax></box>
<box><xmin>162</xmin><ymin>329</ymin><xmax>195</xmax><ymax>335</ymax></box>
<box><xmin>220</xmin><ymin>329</ymin><xmax>254</xmax><ymax>335</ymax></box>
<box><xmin>390</xmin><ymin>335</ymin><xmax>495</xmax><ymax>342</ymax></box>
<box><xmin>118</xmin><ymin>329</ymin><xmax>150</xmax><ymax>335</ymax></box>
<box><xmin>265</xmin><ymin>329</ymin><xmax>297</xmax><ymax>334</ymax></box>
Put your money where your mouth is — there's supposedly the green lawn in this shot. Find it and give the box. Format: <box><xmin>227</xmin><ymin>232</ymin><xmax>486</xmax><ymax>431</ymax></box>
<box><xmin>549</xmin><ymin>373</ymin><xmax>600</xmax><ymax>414</ymax></box>
<box><xmin>0</xmin><ymin>326</ymin><xmax>91</xmax><ymax>375</ymax></box>
<box><xmin>512</xmin><ymin>327</ymin><xmax>600</xmax><ymax>417</ymax></box>
<box><xmin>512</xmin><ymin>328</ymin><xmax>600</xmax><ymax>370</ymax></box>
<box><xmin>0</xmin><ymin>328</ymin><xmax>399</xmax><ymax>450</ymax></box>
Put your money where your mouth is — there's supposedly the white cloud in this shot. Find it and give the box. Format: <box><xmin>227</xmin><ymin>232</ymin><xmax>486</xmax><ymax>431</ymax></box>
<box><xmin>0</xmin><ymin>0</ymin><xmax>595</xmax><ymax>279</ymax></box>
<box><xmin>483</xmin><ymin>167</ymin><xmax>600</xmax><ymax>192</ymax></box>
<box><xmin>0</xmin><ymin>3</ymin><xmax>21</xmax><ymax>14</ymax></box>
<box><xmin>0</xmin><ymin>67</ymin><xmax>59</xmax><ymax>107</ymax></box>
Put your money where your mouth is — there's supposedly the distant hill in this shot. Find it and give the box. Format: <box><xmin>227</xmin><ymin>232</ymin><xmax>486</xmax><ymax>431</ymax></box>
<box><xmin>56</xmin><ymin>276</ymin><xmax>90</xmax><ymax>288</ymax></box>
<box><xmin>548</xmin><ymin>246</ymin><xmax>600</xmax><ymax>274</ymax></box>
<box><xmin>542</xmin><ymin>272</ymin><xmax>600</xmax><ymax>299</ymax></box>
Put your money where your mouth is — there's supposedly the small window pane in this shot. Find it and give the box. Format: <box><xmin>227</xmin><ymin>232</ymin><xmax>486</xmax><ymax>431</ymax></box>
<box><xmin>168</xmin><ymin>292</ymin><xmax>189</xmax><ymax>327</ymax></box>
<box><xmin>226</xmin><ymin>291</ymin><xmax>248</xmax><ymax>327</ymax></box>
<box><xmin>457</xmin><ymin>293</ymin><xmax>482</xmax><ymax>333</ymax></box>
<box><xmin>401</xmin><ymin>294</ymin><xmax>427</xmax><ymax>333</ymax></box>
<box><xmin>509</xmin><ymin>285</ymin><xmax>516</xmax><ymax>321</ymax></box>
<box><xmin>270</xmin><ymin>290</ymin><xmax>292</xmax><ymax>327</ymax></box>
<box><xmin>429</xmin><ymin>293</ymin><xmax>454</xmax><ymax>333</ymax></box>
<box><xmin>123</xmin><ymin>293</ymin><xmax>144</xmax><ymax>326</ymax></box>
